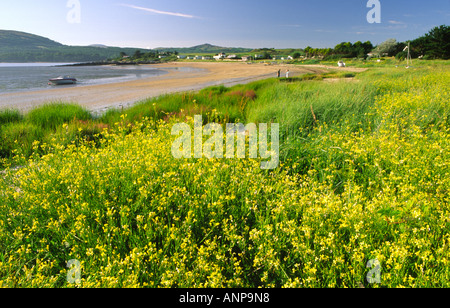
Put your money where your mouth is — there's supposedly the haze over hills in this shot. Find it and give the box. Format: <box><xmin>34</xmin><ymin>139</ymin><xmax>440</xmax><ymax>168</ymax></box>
<box><xmin>155</xmin><ymin>43</ymin><xmax>252</xmax><ymax>55</ymax></box>
<box><xmin>0</xmin><ymin>30</ymin><xmax>252</xmax><ymax>63</ymax></box>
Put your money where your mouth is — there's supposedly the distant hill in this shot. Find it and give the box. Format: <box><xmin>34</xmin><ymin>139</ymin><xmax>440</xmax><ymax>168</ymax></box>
<box><xmin>0</xmin><ymin>30</ymin><xmax>63</xmax><ymax>49</ymax></box>
<box><xmin>0</xmin><ymin>30</ymin><xmax>252</xmax><ymax>62</ymax></box>
<box><xmin>0</xmin><ymin>30</ymin><xmax>151</xmax><ymax>63</ymax></box>
<box><xmin>88</xmin><ymin>44</ymin><xmax>109</xmax><ymax>48</ymax></box>
<box><xmin>155</xmin><ymin>43</ymin><xmax>252</xmax><ymax>55</ymax></box>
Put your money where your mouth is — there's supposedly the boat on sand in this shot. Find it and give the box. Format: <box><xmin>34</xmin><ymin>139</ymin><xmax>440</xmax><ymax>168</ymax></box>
<box><xmin>49</xmin><ymin>76</ymin><xmax>77</xmax><ymax>85</ymax></box>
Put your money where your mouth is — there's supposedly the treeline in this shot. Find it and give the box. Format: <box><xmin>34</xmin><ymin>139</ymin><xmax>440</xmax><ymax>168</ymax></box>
<box><xmin>0</xmin><ymin>50</ymin><xmax>107</xmax><ymax>63</ymax></box>
<box><xmin>113</xmin><ymin>50</ymin><xmax>178</xmax><ymax>63</ymax></box>
<box><xmin>305</xmin><ymin>41</ymin><xmax>374</xmax><ymax>59</ymax></box>
<box><xmin>408</xmin><ymin>25</ymin><xmax>449</xmax><ymax>60</ymax></box>
<box><xmin>327</xmin><ymin>25</ymin><xmax>449</xmax><ymax>60</ymax></box>
<box><xmin>247</xmin><ymin>43</ymin><xmax>374</xmax><ymax>61</ymax></box>
<box><xmin>297</xmin><ymin>25</ymin><xmax>449</xmax><ymax>61</ymax></box>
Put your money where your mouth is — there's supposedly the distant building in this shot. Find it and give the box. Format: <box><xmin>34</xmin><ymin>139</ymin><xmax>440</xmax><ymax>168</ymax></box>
<box><xmin>242</xmin><ymin>56</ymin><xmax>252</xmax><ymax>62</ymax></box>
<box><xmin>214</xmin><ymin>53</ymin><xmax>226</xmax><ymax>60</ymax></box>
<box><xmin>177</xmin><ymin>55</ymin><xmax>187</xmax><ymax>59</ymax></box>
<box><xmin>202</xmin><ymin>56</ymin><xmax>212</xmax><ymax>60</ymax></box>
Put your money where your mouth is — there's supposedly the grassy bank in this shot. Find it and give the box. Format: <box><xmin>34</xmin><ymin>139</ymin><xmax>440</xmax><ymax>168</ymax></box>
<box><xmin>0</xmin><ymin>62</ymin><xmax>449</xmax><ymax>288</ymax></box>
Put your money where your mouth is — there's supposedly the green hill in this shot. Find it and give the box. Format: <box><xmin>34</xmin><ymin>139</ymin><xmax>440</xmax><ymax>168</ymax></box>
<box><xmin>0</xmin><ymin>30</ymin><xmax>63</xmax><ymax>49</ymax></box>
<box><xmin>0</xmin><ymin>30</ymin><xmax>151</xmax><ymax>63</ymax></box>
<box><xmin>155</xmin><ymin>43</ymin><xmax>252</xmax><ymax>55</ymax></box>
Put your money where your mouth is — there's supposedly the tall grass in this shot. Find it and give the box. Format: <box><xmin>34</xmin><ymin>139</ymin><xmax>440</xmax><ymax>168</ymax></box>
<box><xmin>0</xmin><ymin>103</ymin><xmax>92</xmax><ymax>167</ymax></box>
<box><xmin>247</xmin><ymin>78</ymin><xmax>377</xmax><ymax>133</ymax></box>
<box><xmin>26</xmin><ymin>102</ymin><xmax>92</xmax><ymax>130</ymax></box>
<box><xmin>0</xmin><ymin>109</ymin><xmax>23</xmax><ymax>126</ymax></box>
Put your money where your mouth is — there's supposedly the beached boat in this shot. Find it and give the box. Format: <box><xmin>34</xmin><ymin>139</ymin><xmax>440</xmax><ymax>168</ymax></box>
<box><xmin>49</xmin><ymin>76</ymin><xmax>77</xmax><ymax>85</ymax></box>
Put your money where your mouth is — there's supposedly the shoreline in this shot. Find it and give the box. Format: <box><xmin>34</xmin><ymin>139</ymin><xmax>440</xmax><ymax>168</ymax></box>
<box><xmin>0</xmin><ymin>62</ymin><xmax>349</xmax><ymax>114</ymax></box>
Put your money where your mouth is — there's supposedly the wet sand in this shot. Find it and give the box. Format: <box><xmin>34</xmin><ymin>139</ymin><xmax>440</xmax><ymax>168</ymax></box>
<box><xmin>0</xmin><ymin>62</ymin><xmax>355</xmax><ymax>114</ymax></box>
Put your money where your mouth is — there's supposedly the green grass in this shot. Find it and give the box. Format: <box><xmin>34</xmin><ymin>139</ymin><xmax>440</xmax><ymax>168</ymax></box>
<box><xmin>0</xmin><ymin>103</ymin><xmax>92</xmax><ymax>168</ymax></box>
<box><xmin>0</xmin><ymin>109</ymin><xmax>23</xmax><ymax>126</ymax></box>
<box><xmin>0</xmin><ymin>61</ymin><xmax>449</xmax><ymax>288</ymax></box>
<box><xmin>26</xmin><ymin>102</ymin><xmax>92</xmax><ymax>130</ymax></box>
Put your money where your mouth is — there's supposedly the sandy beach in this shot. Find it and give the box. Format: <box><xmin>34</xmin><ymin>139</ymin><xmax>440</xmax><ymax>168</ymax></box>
<box><xmin>0</xmin><ymin>62</ymin><xmax>359</xmax><ymax>114</ymax></box>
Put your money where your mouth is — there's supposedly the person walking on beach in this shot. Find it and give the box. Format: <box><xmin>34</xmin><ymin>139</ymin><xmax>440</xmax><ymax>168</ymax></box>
<box><xmin>277</xmin><ymin>69</ymin><xmax>281</xmax><ymax>78</ymax></box>
<box><xmin>286</xmin><ymin>70</ymin><xmax>290</xmax><ymax>78</ymax></box>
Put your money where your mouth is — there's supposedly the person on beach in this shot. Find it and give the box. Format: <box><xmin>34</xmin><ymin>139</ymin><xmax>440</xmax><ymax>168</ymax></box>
<box><xmin>277</xmin><ymin>69</ymin><xmax>281</xmax><ymax>78</ymax></box>
<box><xmin>286</xmin><ymin>70</ymin><xmax>290</xmax><ymax>78</ymax></box>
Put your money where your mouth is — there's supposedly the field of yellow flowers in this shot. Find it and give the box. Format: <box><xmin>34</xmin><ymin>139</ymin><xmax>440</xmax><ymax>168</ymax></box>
<box><xmin>0</xmin><ymin>62</ymin><xmax>449</xmax><ymax>288</ymax></box>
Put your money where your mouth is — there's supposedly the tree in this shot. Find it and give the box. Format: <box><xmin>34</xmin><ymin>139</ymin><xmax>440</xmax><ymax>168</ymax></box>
<box><xmin>133</xmin><ymin>50</ymin><xmax>143</xmax><ymax>59</ymax></box>
<box><xmin>262</xmin><ymin>51</ymin><xmax>271</xmax><ymax>59</ymax></box>
<box><xmin>422</xmin><ymin>25</ymin><xmax>449</xmax><ymax>59</ymax></box>
<box><xmin>372</xmin><ymin>39</ymin><xmax>398</xmax><ymax>57</ymax></box>
<box><xmin>292</xmin><ymin>52</ymin><xmax>301</xmax><ymax>59</ymax></box>
<box><xmin>305</xmin><ymin>46</ymin><xmax>312</xmax><ymax>58</ymax></box>
<box><xmin>353</xmin><ymin>41</ymin><xmax>365</xmax><ymax>58</ymax></box>
<box><xmin>410</xmin><ymin>36</ymin><xmax>427</xmax><ymax>57</ymax></box>
<box><xmin>363</xmin><ymin>41</ymin><xmax>374</xmax><ymax>54</ymax></box>
<box><xmin>334</xmin><ymin>42</ymin><xmax>356</xmax><ymax>57</ymax></box>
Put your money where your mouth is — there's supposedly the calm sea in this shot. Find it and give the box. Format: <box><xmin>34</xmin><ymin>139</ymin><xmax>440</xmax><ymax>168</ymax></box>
<box><xmin>0</xmin><ymin>63</ymin><xmax>171</xmax><ymax>94</ymax></box>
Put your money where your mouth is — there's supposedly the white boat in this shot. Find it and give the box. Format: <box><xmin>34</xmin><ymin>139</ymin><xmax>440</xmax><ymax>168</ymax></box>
<box><xmin>49</xmin><ymin>76</ymin><xmax>77</xmax><ymax>85</ymax></box>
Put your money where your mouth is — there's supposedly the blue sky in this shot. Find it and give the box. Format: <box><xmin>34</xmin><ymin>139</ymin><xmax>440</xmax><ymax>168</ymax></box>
<box><xmin>0</xmin><ymin>0</ymin><xmax>448</xmax><ymax>49</ymax></box>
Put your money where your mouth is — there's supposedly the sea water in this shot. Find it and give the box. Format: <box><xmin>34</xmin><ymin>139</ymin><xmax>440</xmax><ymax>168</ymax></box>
<box><xmin>0</xmin><ymin>63</ymin><xmax>172</xmax><ymax>94</ymax></box>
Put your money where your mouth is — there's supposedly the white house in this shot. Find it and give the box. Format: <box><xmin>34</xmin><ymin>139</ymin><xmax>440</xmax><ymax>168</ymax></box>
<box><xmin>194</xmin><ymin>56</ymin><xmax>203</xmax><ymax>60</ymax></box>
<box><xmin>177</xmin><ymin>55</ymin><xmax>187</xmax><ymax>59</ymax></box>
<box><xmin>214</xmin><ymin>53</ymin><xmax>226</xmax><ymax>60</ymax></box>
<box><xmin>242</xmin><ymin>56</ymin><xmax>252</xmax><ymax>62</ymax></box>
<box><xmin>202</xmin><ymin>56</ymin><xmax>212</xmax><ymax>60</ymax></box>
